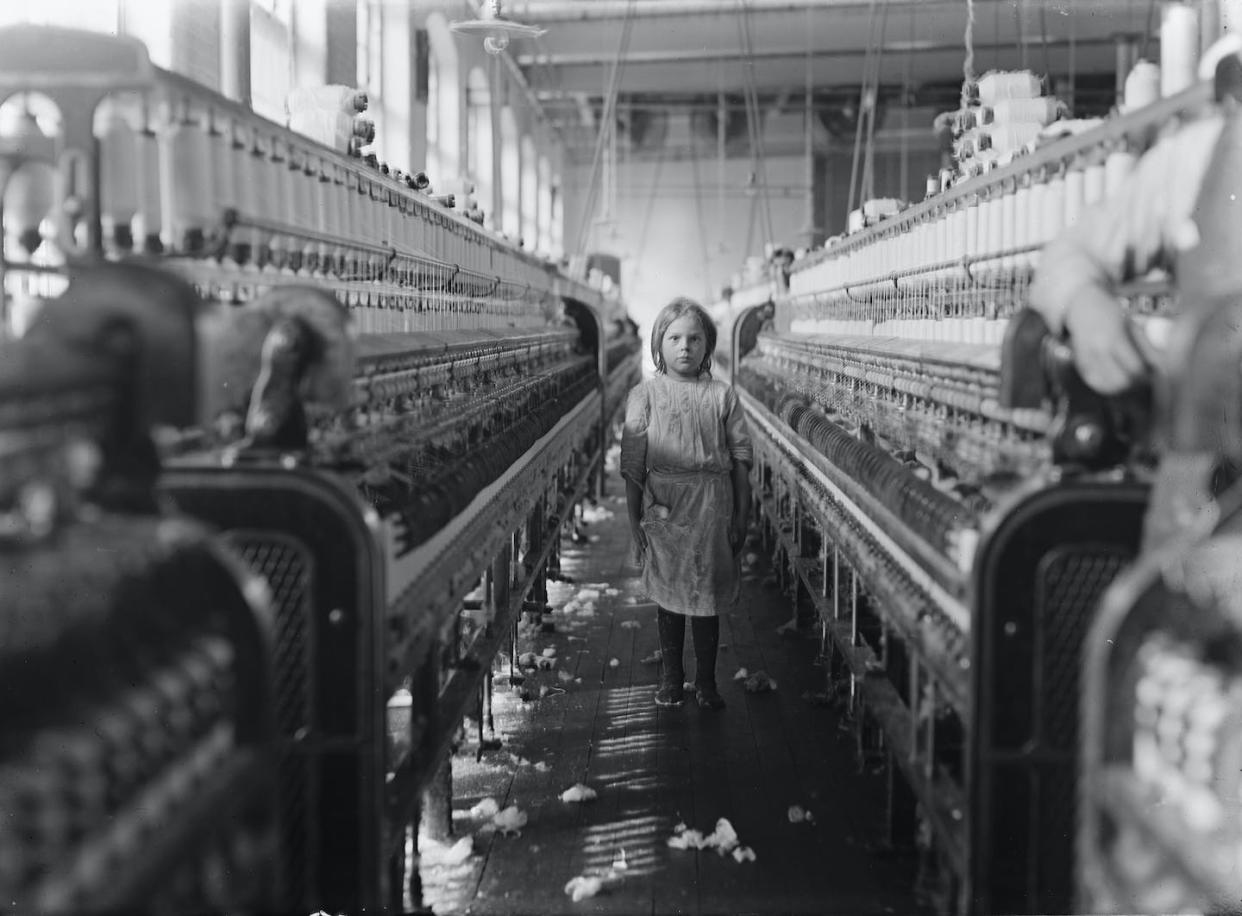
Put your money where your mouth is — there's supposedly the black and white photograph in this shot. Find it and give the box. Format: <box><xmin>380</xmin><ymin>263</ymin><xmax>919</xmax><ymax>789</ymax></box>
<box><xmin>1</xmin><ymin>0</ymin><xmax>1240</xmax><ymax>913</ymax></box>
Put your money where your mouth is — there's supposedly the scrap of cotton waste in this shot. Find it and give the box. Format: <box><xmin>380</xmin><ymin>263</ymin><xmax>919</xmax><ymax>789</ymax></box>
<box><xmin>576</xmin><ymin>588</ymin><xmax>601</xmax><ymax>602</ymax></box>
<box><xmin>787</xmin><ymin>805</ymin><xmax>815</xmax><ymax>824</ymax></box>
<box><xmin>609</xmin><ymin>658</ymin><xmax>620</xmax><ymax>668</ymax></box>
<box><xmin>704</xmin><ymin>817</ymin><xmax>740</xmax><ymax>854</ymax></box>
<box><xmin>581</xmin><ymin>504</ymin><xmax>615</xmax><ymax>523</ymax></box>
<box><xmin>493</xmin><ymin>805</ymin><xmax>528</xmax><ymax>836</ymax></box>
<box><xmin>542</xmin><ymin>647</ymin><xmax>557</xmax><ymax>657</ymax></box>
<box><xmin>559</xmin><ymin>783</ymin><xmax>598</xmax><ymax>803</ymax></box>
<box><xmin>420</xmin><ymin>834</ymin><xmax>473</xmax><ymax>867</ymax></box>
<box><xmin>619</xmin><ymin>620</ymin><xmax>641</xmax><ymax>629</ymax></box>
<box><xmin>557</xmin><ymin>669</ymin><xmax>575</xmax><ymax>683</ymax></box>
<box><xmin>605</xmin><ymin>587</ymin><xmax>620</xmax><ymax>596</ymax></box>
<box><xmin>563</xmin><ymin>599</ymin><xmax>597</xmax><ymax>617</ymax></box>
<box><xmin>732</xmin><ymin>667</ymin><xmax>749</xmax><ymax>681</ymax></box>
<box><xmin>535</xmin><ymin>761</ymin><xmax>551</xmax><ymax>772</ymax></box>
<box><xmin>667</xmin><ymin>818</ymin><xmax>741</xmax><ymax>855</ymax></box>
<box><xmin>667</xmin><ymin>828</ymin><xmax>706</xmax><ymax>850</ymax></box>
<box><xmin>563</xmin><ymin>875</ymin><xmax>605</xmax><ymax>901</ymax></box>
<box><xmin>744</xmin><ymin>671</ymin><xmax>778</xmax><ymax>693</ymax></box>
<box><xmin>732</xmin><ymin>845</ymin><xmax>757</xmax><ymax>863</ymax></box>
<box><xmin>470</xmin><ymin>797</ymin><xmax>500</xmax><ymax>819</ymax></box>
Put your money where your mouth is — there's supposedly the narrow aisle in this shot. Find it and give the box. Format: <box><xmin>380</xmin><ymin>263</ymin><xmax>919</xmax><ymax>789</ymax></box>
<box><xmin>420</xmin><ymin>479</ymin><xmax>926</xmax><ymax>915</ymax></box>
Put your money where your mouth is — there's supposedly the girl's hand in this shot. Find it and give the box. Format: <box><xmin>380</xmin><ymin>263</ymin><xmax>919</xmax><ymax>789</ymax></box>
<box><xmin>729</xmin><ymin>516</ymin><xmax>748</xmax><ymax>556</ymax></box>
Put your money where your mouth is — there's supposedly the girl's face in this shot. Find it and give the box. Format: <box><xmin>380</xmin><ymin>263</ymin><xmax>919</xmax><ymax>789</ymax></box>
<box><xmin>661</xmin><ymin>313</ymin><xmax>708</xmax><ymax>380</ymax></box>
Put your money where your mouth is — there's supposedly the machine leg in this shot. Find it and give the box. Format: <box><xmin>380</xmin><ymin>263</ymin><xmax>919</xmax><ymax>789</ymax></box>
<box><xmin>388</xmin><ymin>828</ymin><xmax>406</xmax><ymax>912</ymax></box>
<box><xmin>484</xmin><ymin>670</ymin><xmax>496</xmax><ymax>738</ymax></box>
<box><xmin>477</xmin><ymin>674</ymin><xmax>501</xmax><ymax>756</ymax></box>
<box><xmin>493</xmin><ymin>543</ymin><xmax>512</xmax><ymax>621</ymax></box>
<box><xmin>406</xmin><ymin>819</ymin><xmax>428</xmax><ymax>914</ymax></box>
<box><xmin>420</xmin><ymin>758</ymin><xmax>453</xmax><ymax>844</ymax></box>
<box><xmin>885</xmin><ymin>751</ymin><xmax>918</xmax><ymax>852</ymax></box>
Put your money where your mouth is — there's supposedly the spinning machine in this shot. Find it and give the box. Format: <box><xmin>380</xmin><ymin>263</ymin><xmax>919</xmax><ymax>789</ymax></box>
<box><xmin>723</xmin><ymin>80</ymin><xmax>1215</xmax><ymax>915</ymax></box>
<box><xmin>0</xmin><ymin>24</ymin><xmax>639</xmax><ymax>914</ymax></box>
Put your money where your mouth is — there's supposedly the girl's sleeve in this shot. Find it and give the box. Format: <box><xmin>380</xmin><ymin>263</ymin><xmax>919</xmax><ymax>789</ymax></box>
<box><xmin>723</xmin><ymin>387</ymin><xmax>753</xmax><ymax>467</ymax></box>
<box><xmin>619</xmin><ymin>383</ymin><xmax>650</xmax><ymax>485</ymax></box>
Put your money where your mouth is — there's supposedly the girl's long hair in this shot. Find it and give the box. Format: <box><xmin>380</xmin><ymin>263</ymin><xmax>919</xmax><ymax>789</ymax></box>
<box><xmin>650</xmin><ymin>297</ymin><xmax>717</xmax><ymax>377</ymax></box>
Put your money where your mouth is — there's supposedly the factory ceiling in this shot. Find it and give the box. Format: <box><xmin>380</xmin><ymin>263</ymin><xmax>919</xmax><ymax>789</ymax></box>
<box><xmin>497</xmin><ymin>0</ymin><xmax>1158</xmax><ymax>148</ymax></box>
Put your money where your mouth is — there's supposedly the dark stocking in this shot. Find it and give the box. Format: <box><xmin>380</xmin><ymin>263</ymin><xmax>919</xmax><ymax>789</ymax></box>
<box><xmin>655</xmin><ymin>608</ymin><xmax>686</xmax><ymax>705</ymax></box>
<box><xmin>691</xmin><ymin>616</ymin><xmax>725</xmax><ymax>709</ymax></box>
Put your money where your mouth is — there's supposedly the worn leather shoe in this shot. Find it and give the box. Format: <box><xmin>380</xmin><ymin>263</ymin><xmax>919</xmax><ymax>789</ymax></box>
<box><xmin>696</xmin><ymin>685</ymin><xmax>726</xmax><ymax>710</ymax></box>
<box><xmin>654</xmin><ymin>684</ymin><xmax>685</xmax><ymax>707</ymax></box>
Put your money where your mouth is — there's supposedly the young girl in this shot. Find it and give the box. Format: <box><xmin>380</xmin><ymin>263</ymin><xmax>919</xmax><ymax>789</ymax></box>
<box><xmin>620</xmin><ymin>297</ymin><xmax>753</xmax><ymax>709</ymax></box>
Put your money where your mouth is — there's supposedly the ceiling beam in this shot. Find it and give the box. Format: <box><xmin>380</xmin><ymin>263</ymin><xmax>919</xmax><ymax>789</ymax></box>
<box><xmin>517</xmin><ymin>36</ymin><xmax>1128</xmax><ymax>68</ymax></box>
<box><xmin>526</xmin><ymin>44</ymin><xmax>1126</xmax><ymax>97</ymax></box>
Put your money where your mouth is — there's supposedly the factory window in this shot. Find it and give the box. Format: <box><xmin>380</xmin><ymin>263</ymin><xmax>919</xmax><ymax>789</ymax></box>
<box><xmin>550</xmin><ymin>176</ymin><xmax>563</xmax><ymax>261</ymax></box>
<box><xmin>356</xmin><ymin>0</ymin><xmax>383</xmax><ymax>155</ymax></box>
<box><xmin>0</xmin><ymin>0</ymin><xmax>120</xmax><ymax>34</ymax></box>
<box><xmin>538</xmin><ymin>154</ymin><xmax>552</xmax><ymax>256</ymax></box>
<box><xmin>499</xmin><ymin>106</ymin><xmax>520</xmax><ymax>239</ymax></box>
<box><xmin>521</xmin><ymin>135</ymin><xmax>537</xmax><ymax>249</ymax></box>
<box><xmin>423</xmin><ymin>13</ymin><xmax>459</xmax><ymax>189</ymax></box>
<box><xmin>250</xmin><ymin>0</ymin><xmax>293</xmax><ymax>123</ymax></box>
<box><xmin>466</xmin><ymin>67</ymin><xmax>494</xmax><ymax>221</ymax></box>
<box><xmin>377</xmin><ymin>6</ymin><xmax>412</xmax><ymax>172</ymax></box>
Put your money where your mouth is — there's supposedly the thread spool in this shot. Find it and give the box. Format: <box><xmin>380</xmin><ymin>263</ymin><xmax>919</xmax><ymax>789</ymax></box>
<box><xmin>3</xmin><ymin>109</ymin><xmax>56</xmax><ymax>259</ymax></box>
<box><xmin>328</xmin><ymin>163</ymin><xmax>347</xmax><ymax>275</ymax></box>
<box><xmin>1064</xmin><ymin>160</ymin><xmax>1086</xmax><ymax>229</ymax></box>
<box><xmin>285</xmin><ymin>85</ymin><xmax>368</xmax><ymax>115</ymax></box>
<box><xmin>210</xmin><ymin>114</ymin><xmax>237</xmax><ymax>259</ymax></box>
<box><xmin>268</xmin><ymin>138</ymin><xmax>292</xmax><ymax>271</ymax></box>
<box><xmin>1124</xmin><ymin>60</ymin><xmax>1162</xmax><ymax>111</ymax></box>
<box><xmin>1083</xmin><ymin>152</ymin><xmax>1107</xmax><ymax>206</ymax></box>
<box><xmin>1105</xmin><ymin>144</ymin><xmax>1137</xmax><ymax>197</ymax></box>
<box><xmin>1161</xmin><ymin>3</ymin><xmax>1201</xmax><ymax>97</ymax></box>
<box><xmin>228</xmin><ymin>123</ymin><xmax>256</xmax><ymax>267</ymax></box>
<box><xmin>989</xmin><ymin>96</ymin><xmax>1060</xmax><ymax>126</ymax></box>
<box><xmin>131</xmin><ymin>100</ymin><xmax>164</xmax><ymax>256</ymax></box>
<box><xmin>1027</xmin><ymin>169</ymin><xmax>1047</xmax><ymax>248</ymax></box>
<box><xmin>158</xmin><ymin>99</ymin><xmax>214</xmax><ymax>255</ymax></box>
<box><xmin>977</xmin><ymin>70</ymin><xmax>1042</xmax><ymax>106</ymax></box>
<box><xmin>97</xmin><ymin>99</ymin><xmax>139</xmax><ymax>254</ymax></box>
<box><xmin>1012</xmin><ymin>177</ymin><xmax>1031</xmax><ymax>269</ymax></box>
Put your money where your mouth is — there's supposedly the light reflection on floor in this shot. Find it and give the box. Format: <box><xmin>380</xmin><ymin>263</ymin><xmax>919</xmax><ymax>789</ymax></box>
<box><xmin>416</xmin><ymin>489</ymin><xmax>730</xmax><ymax>912</ymax></box>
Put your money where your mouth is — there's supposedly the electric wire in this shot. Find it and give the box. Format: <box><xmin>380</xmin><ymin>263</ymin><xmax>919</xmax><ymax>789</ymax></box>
<box><xmin>573</xmin><ymin>0</ymin><xmax>636</xmax><ymax>256</ymax></box>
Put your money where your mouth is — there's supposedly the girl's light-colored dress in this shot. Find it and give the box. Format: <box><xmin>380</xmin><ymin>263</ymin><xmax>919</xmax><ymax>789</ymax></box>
<box><xmin>620</xmin><ymin>374</ymin><xmax>753</xmax><ymax>617</ymax></box>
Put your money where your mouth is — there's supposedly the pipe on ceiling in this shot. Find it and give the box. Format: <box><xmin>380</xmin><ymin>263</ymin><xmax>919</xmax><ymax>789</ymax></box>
<box><xmin>508</xmin><ymin>0</ymin><xmax>1008</xmax><ymax>22</ymax></box>
<box><xmin>518</xmin><ymin>36</ymin><xmax>1129</xmax><ymax>68</ymax></box>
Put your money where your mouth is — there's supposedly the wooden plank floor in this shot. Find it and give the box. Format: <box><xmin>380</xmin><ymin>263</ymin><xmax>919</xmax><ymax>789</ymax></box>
<box><xmin>418</xmin><ymin>489</ymin><xmax>926</xmax><ymax>916</ymax></box>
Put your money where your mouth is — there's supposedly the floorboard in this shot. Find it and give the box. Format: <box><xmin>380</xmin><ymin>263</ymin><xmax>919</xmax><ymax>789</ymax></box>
<box><xmin>419</xmin><ymin>490</ymin><xmax>926</xmax><ymax>916</ymax></box>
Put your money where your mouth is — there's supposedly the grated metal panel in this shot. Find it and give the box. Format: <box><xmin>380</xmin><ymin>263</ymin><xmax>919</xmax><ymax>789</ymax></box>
<box><xmin>1039</xmin><ymin>550</ymin><xmax>1128</xmax><ymax>751</ymax></box>
<box><xmin>1035</xmin><ymin>548</ymin><xmax>1130</xmax><ymax>909</ymax></box>
<box><xmin>224</xmin><ymin>532</ymin><xmax>315</xmax><ymax>902</ymax></box>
